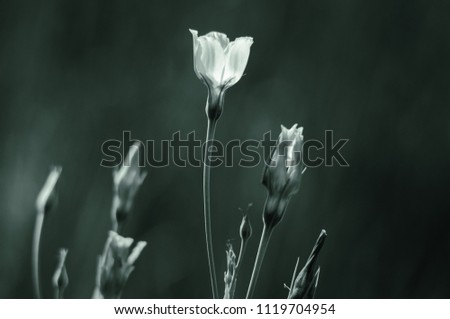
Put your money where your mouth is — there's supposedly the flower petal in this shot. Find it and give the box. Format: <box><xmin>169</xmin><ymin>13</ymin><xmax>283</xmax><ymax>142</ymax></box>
<box><xmin>223</xmin><ymin>37</ymin><xmax>253</xmax><ymax>87</ymax></box>
<box><xmin>114</xmin><ymin>143</ymin><xmax>140</xmax><ymax>187</ymax></box>
<box><xmin>197</xmin><ymin>35</ymin><xmax>226</xmax><ymax>86</ymax></box>
<box><xmin>205</xmin><ymin>31</ymin><xmax>230</xmax><ymax>49</ymax></box>
<box><xmin>127</xmin><ymin>241</ymin><xmax>147</xmax><ymax>265</ymax></box>
<box><xmin>189</xmin><ymin>29</ymin><xmax>203</xmax><ymax>81</ymax></box>
<box><xmin>109</xmin><ymin>231</ymin><xmax>134</xmax><ymax>264</ymax></box>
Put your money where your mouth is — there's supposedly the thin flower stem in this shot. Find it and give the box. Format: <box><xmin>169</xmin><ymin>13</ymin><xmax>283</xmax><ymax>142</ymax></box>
<box><xmin>111</xmin><ymin>197</ymin><xmax>120</xmax><ymax>233</ymax></box>
<box><xmin>92</xmin><ymin>287</ymin><xmax>103</xmax><ymax>299</ymax></box>
<box><xmin>246</xmin><ymin>225</ymin><xmax>272</xmax><ymax>299</ymax></box>
<box><xmin>54</xmin><ymin>286</ymin><xmax>63</xmax><ymax>299</ymax></box>
<box><xmin>236</xmin><ymin>239</ymin><xmax>247</xmax><ymax>278</ymax></box>
<box><xmin>32</xmin><ymin>210</ymin><xmax>45</xmax><ymax>299</ymax></box>
<box><xmin>229</xmin><ymin>239</ymin><xmax>248</xmax><ymax>299</ymax></box>
<box><xmin>203</xmin><ymin>118</ymin><xmax>219</xmax><ymax>299</ymax></box>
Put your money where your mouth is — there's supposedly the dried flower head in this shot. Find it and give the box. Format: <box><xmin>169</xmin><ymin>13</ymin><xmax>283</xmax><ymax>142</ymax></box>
<box><xmin>223</xmin><ymin>242</ymin><xmax>237</xmax><ymax>299</ymax></box>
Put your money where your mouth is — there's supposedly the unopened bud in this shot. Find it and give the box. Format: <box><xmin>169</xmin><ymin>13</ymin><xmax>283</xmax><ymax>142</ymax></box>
<box><xmin>262</xmin><ymin>124</ymin><xmax>304</xmax><ymax>229</ymax></box>
<box><xmin>288</xmin><ymin>230</ymin><xmax>327</xmax><ymax>299</ymax></box>
<box><xmin>52</xmin><ymin>249</ymin><xmax>69</xmax><ymax>299</ymax></box>
<box><xmin>239</xmin><ymin>214</ymin><xmax>252</xmax><ymax>242</ymax></box>
<box><xmin>36</xmin><ymin>166</ymin><xmax>62</xmax><ymax>215</ymax></box>
<box><xmin>112</xmin><ymin>143</ymin><xmax>147</xmax><ymax>229</ymax></box>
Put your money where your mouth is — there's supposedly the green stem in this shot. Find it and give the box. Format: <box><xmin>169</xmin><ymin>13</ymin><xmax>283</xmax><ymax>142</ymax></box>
<box><xmin>229</xmin><ymin>239</ymin><xmax>248</xmax><ymax>299</ymax></box>
<box><xmin>32</xmin><ymin>211</ymin><xmax>45</xmax><ymax>299</ymax></box>
<box><xmin>236</xmin><ymin>239</ymin><xmax>247</xmax><ymax>278</ymax></box>
<box><xmin>203</xmin><ymin>119</ymin><xmax>219</xmax><ymax>299</ymax></box>
<box><xmin>111</xmin><ymin>205</ymin><xmax>118</xmax><ymax>233</ymax></box>
<box><xmin>111</xmin><ymin>196</ymin><xmax>125</xmax><ymax>234</ymax></box>
<box><xmin>246</xmin><ymin>225</ymin><xmax>272</xmax><ymax>299</ymax></box>
<box><xmin>92</xmin><ymin>287</ymin><xmax>103</xmax><ymax>299</ymax></box>
<box><xmin>54</xmin><ymin>286</ymin><xmax>65</xmax><ymax>299</ymax></box>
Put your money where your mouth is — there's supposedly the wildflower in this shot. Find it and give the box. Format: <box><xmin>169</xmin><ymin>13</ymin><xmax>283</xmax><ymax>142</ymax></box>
<box><xmin>36</xmin><ymin>166</ymin><xmax>62</xmax><ymax>215</ymax></box>
<box><xmin>112</xmin><ymin>142</ymin><xmax>147</xmax><ymax>230</ymax></box>
<box><xmin>52</xmin><ymin>249</ymin><xmax>69</xmax><ymax>299</ymax></box>
<box><xmin>190</xmin><ymin>29</ymin><xmax>253</xmax><ymax>298</ymax></box>
<box><xmin>262</xmin><ymin>124</ymin><xmax>304</xmax><ymax>229</ymax></box>
<box><xmin>189</xmin><ymin>29</ymin><xmax>253</xmax><ymax>121</ymax></box>
<box><xmin>95</xmin><ymin>231</ymin><xmax>147</xmax><ymax>299</ymax></box>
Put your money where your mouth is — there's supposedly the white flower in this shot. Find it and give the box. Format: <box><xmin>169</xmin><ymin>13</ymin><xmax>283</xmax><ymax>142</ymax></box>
<box><xmin>262</xmin><ymin>124</ymin><xmax>304</xmax><ymax>228</ymax></box>
<box><xmin>189</xmin><ymin>29</ymin><xmax>253</xmax><ymax>90</ymax></box>
<box><xmin>36</xmin><ymin>166</ymin><xmax>62</xmax><ymax>214</ymax></box>
<box><xmin>107</xmin><ymin>231</ymin><xmax>147</xmax><ymax>268</ymax></box>
<box><xmin>112</xmin><ymin>142</ymin><xmax>147</xmax><ymax>226</ymax></box>
<box><xmin>96</xmin><ymin>231</ymin><xmax>147</xmax><ymax>298</ymax></box>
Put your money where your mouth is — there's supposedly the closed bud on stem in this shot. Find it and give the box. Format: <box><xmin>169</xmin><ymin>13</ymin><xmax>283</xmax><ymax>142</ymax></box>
<box><xmin>95</xmin><ymin>231</ymin><xmax>147</xmax><ymax>299</ymax></box>
<box><xmin>33</xmin><ymin>166</ymin><xmax>62</xmax><ymax>299</ymax></box>
<box><xmin>262</xmin><ymin>124</ymin><xmax>304</xmax><ymax>229</ymax></box>
<box><xmin>287</xmin><ymin>230</ymin><xmax>327</xmax><ymax>299</ymax></box>
<box><xmin>52</xmin><ymin>249</ymin><xmax>69</xmax><ymax>299</ymax></box>
<box><xmin>239</xmin><ymin>208</ymin><xmax>253</xmax><ymax>242</ymax></box>
<box><xmin>36</xmin><ymin>166</ymin><xmax>62</xmax><ymax>215</ymax></box>
<box><xmin>112</xmin><ymin>143</ymin><xmax>147</xmax><ymax>230</ymax></box>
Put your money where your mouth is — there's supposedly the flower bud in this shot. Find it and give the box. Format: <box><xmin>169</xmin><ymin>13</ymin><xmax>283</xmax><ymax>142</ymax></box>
<box><xmin>112</xmin><ymin>143</ymin><xmax>147</xmax><ymax>229</ymax></box>
<box><xmin>36</xmin><ymin>166</ymin><xmax>62</xmax><ymax>215</ymax></box>
<box><xmin>288</xmin><ymin>230</ymin><xmax>326</xmax><ymax>299</ymax></box>
<box><xmin>262</xmin><ymin>124</ymin><xmax>304</xmax><ymax>229</ymax></box>
<box><xmin>239</xmin><ymin>213</ymin><xmax>252</xmax><ymax>242</ymax></box>
<box><xmin>52</xmin><ymin>249</ymin><xmax>69</xmax><ymax>299</ymax></box>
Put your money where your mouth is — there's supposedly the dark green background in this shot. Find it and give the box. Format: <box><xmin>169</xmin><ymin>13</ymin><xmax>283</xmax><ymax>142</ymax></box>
<box><xmin>1</xmin><ymin>0</ymin><xmax>449</xmax><ymax>298</ymax></box>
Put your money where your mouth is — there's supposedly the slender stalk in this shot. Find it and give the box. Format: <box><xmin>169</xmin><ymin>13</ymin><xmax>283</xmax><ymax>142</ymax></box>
<box><xmin>54</xmin><ymin>286</ymin><xmax>64</xmax><ymax>299</ymax></box>
<box><xmin>235</xmin><ymin>238</ymin><xmax>247</xmax><ymax>278</ymax></box>
<box><xmin>246</xmin><ymin>225</ymin><xmax>272</xmax><ymax>299</ymax></box>
<box><xmin>203</xmin><ymin>118</ymin><xmax>219</xmax><ymax>299</ymax></box>
<box><xmin>111</xmin><ymin>197</ymin><xmax>119</xmax><ymax>233</ymax></box>
<box><xmin>32</xmin><ymin>211</ymin><xmax>45</xmax><ymax>299</ymax></box>
<box><xmin>228</xmin><ymin>239</ymin><xmax>248</xmax><ymax>299</ymax></box>
<box><xmin>92</xmin><ymin>287</ymin><xmax>103</xmax><ymax>299</ymax></box>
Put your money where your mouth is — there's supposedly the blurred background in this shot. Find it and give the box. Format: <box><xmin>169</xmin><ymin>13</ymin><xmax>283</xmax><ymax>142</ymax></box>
<box><xmin>1</xmin><ymin>0</ymin><xmax>449</xmax><ymax>298</ymax></box>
